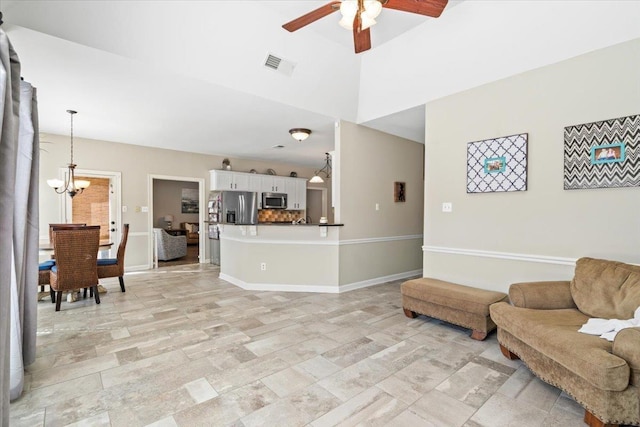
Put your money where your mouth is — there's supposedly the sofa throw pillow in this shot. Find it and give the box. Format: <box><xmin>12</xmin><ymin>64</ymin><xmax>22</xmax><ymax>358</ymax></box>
<box><xmin>184</xmin><ymin>223</ymin><xmax>193</xmax><ymax>233</ymax></box>
<box><xmin>571</xmin><ymin>257</ymin><xmax>640</xmax><ymax>319</ymax></box>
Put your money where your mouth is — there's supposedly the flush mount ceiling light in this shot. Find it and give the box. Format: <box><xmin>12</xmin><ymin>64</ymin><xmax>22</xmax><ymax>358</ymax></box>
<box><xmin>46</xmin><ymin>110</ymin><xmax>90</xmax><ymax>198</ymax></box>
<box><xmin>289</xmin><ymin>128</ymin><xmax>311</xmax><ymax>142</ymax></box>
<box><xmin>309</xmin><ymin>153</ymin><xmax>332</xmax><ymax>183</ymax></box>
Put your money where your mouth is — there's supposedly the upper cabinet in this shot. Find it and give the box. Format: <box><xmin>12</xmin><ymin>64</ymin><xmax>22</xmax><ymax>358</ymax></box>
<box><xmin>211</xmin><ymin>170</ymin><xmax>307</xmax><ymax>210</ymax></box>
<box><xmin>210</xmin><ymin>170</ymin><xmax>251</xmax><ymax>191</ymax></box>
<box><xmin>285</xmin><ymin>177</ymin><xmax>307</xmax><ymax>210</ymax></box>
<box><xmin>261</xmin><ymin>176</ymin><xmax>286</xmax><ymax>193</ymax></box>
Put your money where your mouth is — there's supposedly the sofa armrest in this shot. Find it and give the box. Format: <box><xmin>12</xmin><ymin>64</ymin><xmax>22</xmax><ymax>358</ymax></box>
<box><xmin>509</xmin><ymin>281</ymin><xmax>576</xmax><ymax>309</ymax></box>
<box><xmin>613</xmin><ymin>326</ymin><xmax>640</xmax><ymax>387</ymax></box>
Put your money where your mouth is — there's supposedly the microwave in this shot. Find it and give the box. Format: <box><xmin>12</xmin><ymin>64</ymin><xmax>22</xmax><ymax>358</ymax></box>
<box><xmin>262</xmin><ymin>192</ymin><xmax>287</xmax><ymax>209</ymax></box>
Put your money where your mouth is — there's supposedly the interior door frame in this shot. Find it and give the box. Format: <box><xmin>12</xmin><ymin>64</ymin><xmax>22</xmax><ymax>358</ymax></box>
<box><xmin>59</xmin><ymin>168</ymin><xmax>122</xmax><ymax>255</ymax></box>
<box><xmin>148</xmin><ymin>174</ymin><xmax>206</xmax><ymax>269</ymax></box>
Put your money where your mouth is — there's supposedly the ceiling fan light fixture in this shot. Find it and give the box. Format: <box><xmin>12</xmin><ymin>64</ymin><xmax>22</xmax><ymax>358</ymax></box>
<box><xmin>339</xmin><ymin>0</ymin><xmax>382</xmax><ymax>30</ymax></box>
<box><xmin>289</xmin><ymin>128</ymin><xmax>311</xmax><ymax>142</ymax></box>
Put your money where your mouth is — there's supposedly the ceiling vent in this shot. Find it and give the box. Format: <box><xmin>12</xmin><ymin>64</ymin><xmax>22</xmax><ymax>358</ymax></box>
<box><xmin>272</xmin><ymin>144</ymin><xmax>285</xmax><ymax>149</ymax></box>
<box><xmin>264</xmin><ymin>53</ymin><xmax>296</xmax><ymax>77</ymax></box>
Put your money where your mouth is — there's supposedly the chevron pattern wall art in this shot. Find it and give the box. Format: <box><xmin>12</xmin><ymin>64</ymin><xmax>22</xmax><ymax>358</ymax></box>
<box><xmin>564</xmin><ymin>114</ymin><xmax>639</xmax><ymax>189</ymax></box>
<box><xmin>467</xmin><ymin>133</ymin><xmax>528</xmax><ymax>193</ymax></box>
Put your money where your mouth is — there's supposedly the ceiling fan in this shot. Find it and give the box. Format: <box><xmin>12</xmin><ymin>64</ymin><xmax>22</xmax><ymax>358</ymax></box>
<box><xmin>282</xmin><ymin>0</ymin><xmax>448</xmax><ymax>54</ymax></box>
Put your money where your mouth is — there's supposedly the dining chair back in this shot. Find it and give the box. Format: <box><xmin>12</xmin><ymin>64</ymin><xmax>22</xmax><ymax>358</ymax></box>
<box><xmin>49</xmin><ymin>225</ymin><xmax>100</xmax><ymax>311</ymax></box>
<box><xmin>39</xmin><ymin>223</ymin><xmax>87</xmax><ymax>304</ymax></box>
<box><xmin>97</xmin><ymin>224</ymin><xmax>129</xmax><ymax>292</ymax></box>
<box><xmin>48</xmin><ymin>223</ymin><xmax>86</xmax><ymax>244</ymax></box>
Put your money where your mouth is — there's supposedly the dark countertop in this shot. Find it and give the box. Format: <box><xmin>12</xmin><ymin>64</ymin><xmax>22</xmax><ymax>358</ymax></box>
<box><xmin>257</xmin><ymin>222</ymin><xmax>344</xmax><ymax>227</ymax></box>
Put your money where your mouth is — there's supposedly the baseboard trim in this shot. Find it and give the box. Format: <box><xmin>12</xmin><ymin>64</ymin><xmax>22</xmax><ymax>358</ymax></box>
<box><xmin>218</xmin><ymin>269</ymin><xmax>422</xmax><ymax>294</ymax></box>
<box><xmin>219</xmin><ymin>273</ymin><xmax>341</xmax><ymax>293</ymax></box>
<box><xmin>422</xmin><ymin>245</ymin><xmax>576</xmax><ymax>266</ymax></box>
<box><xmin>339</xmin><ymin>269</ymin><xmax>422</xmax><ymax>292</ymax></box>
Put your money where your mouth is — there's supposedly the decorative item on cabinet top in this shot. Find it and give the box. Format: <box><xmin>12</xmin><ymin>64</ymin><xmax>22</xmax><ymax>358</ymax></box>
<box><xmin>289</xmin><ymin>171</ymin><xmax>298</xmax><ymax>177</ymax></box>
<box><xmin>222</xmin><ymin>158</ymin><xmax>231</xmax><ymax>170</ymax></box>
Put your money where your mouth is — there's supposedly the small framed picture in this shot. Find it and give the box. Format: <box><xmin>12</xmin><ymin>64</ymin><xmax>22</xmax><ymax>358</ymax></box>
<box><xmin>484</xmin><ymin>156</ymin><xmax>506</xmax><ymax>174</ymax></box>
<box><xmin>394</xmin><ymin>182</ymin><xmax>406</xmax><ymax>202</ymax></box>
<box><xmin>591</xmin><ymin>142</ymin><xmax>625</xmax><ymax>165</ymax></box>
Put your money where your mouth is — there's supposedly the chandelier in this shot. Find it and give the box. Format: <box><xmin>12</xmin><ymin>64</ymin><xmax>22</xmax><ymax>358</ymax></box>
<box><xmin>46</xmin><ymin>110</ymin><xmax>90</xmax><ymax>198</ymax></box>
<box><xmin>309</xmin><ymin>153</ymin><xmax>332</xmax><ymax>183</ymax></box>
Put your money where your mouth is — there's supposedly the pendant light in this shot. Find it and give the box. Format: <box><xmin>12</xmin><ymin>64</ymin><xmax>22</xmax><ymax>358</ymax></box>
<box><xmin>46</xmin><ymin>110</ymin><xmax>90</xmax><ymax>198</ymax></box>
<box><xmin>309</xmin><ymin>153</ymin><xmax>332</xmax><ymax>183</ymax></box>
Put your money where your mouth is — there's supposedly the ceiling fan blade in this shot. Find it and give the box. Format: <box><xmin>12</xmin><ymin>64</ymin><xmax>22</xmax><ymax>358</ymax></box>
<box><xmin>382</xmin><ymin>0</ymin><xmax>448</xmax><ymax>17</ymax></box>
<box><xmin>283</xmin><ymin>1</ymin><xmax>341</xmax><ymax>32</ymax></box>
<box><xmin>353</xmin><ymin>26</ymin><xmax>371</xmax><ymax>54</ymax></box>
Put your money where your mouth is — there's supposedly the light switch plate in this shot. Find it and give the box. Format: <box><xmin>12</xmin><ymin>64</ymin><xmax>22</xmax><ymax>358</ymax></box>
<box><xmin>442</xmin><ymin>202</ymin><xmax>453</xmax><ymax>213</ymax></box>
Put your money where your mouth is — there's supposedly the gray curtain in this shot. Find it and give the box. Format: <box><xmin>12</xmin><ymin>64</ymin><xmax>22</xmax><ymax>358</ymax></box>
<box><xmin>0</xmin><ymin>28</ymin><xmax>38</xmax><ymax>425</ymax></box>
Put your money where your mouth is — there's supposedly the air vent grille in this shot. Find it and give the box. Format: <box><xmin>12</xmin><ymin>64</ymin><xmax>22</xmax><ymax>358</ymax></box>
<box><xmin>265</xmin><ymin>54</ymin><xmax>282</xmax><ymax>70</ymax></box>
<box><xmin>272</xmin><ymin>144</ymin><xmax>285</xmax><ymax>149</ymax></box>
<box><xmin>264</xmin><ymin>52</ymin><xmax>296</xmax><ymax>77</ymax></box>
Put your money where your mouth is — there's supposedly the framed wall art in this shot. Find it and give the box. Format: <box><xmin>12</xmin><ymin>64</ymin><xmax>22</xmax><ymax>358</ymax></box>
<box><xmin>181</xmin><ymin>188</ymin><xmax>199</xmax><ymax>213</ymax></box>
<box><xmin>466</xmin><ymin>133</ymin><xmax>528</xmax><ymax>193</ymax></box>
<box><xmin>564</xmin><ymin>114</ymin><xmax>639</xmax><ymax>189</ymax></box>
<box><xmin>394</xmin><ymin>181</ymin><xmax>406</xmax><ymax>202</ymax></box>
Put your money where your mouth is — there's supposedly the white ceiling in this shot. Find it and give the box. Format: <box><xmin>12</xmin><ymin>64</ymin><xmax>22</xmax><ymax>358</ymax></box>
<box><xmin>4</xmin><ymin>1</ymin><xmax>640</xmax><ymax>167</ymax></box>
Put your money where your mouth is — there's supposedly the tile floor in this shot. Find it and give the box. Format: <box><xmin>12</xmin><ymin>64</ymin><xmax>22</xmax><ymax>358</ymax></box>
<box><xmin>11</xmin><ymin>264</ymin><xmax>588</xmax><ymax>426</ymax></box>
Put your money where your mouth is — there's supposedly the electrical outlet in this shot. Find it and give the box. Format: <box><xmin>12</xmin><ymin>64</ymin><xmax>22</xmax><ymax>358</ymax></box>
<box><xmin>260</xmin><ymin>262</ymin><xmax>267</xmax><ymax>271</ymax></box>
<box><xmin>442</xmin><ymin>202</ymin><xmax>453</xmax><ymax>213</ymax></box>
<box><xmin>375</xmin><ymin>203</ymin><xmax>380</xmax><ymax>211</ymax></box>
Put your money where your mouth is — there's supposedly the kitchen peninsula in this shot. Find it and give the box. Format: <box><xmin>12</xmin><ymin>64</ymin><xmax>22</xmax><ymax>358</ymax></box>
<box><xmin>218</xmin><ymin>223</ymin><xmax>345</xmax><ymax>293</ymax></box>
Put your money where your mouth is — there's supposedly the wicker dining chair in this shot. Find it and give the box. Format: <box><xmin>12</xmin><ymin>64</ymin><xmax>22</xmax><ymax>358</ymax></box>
<box><xmin>49</xmin><ymin>226</ymin><xmax>101</xmax><ymax>311</ymax></box>
<box><xmin>39</xmin><ymin>223</ymin><xmax>88</xmax><ymax>304</ymax></box>
<box><xmin>97</xmin><ymin>224</ymin><xmax>129</xmax><ymax>292</ymax></box>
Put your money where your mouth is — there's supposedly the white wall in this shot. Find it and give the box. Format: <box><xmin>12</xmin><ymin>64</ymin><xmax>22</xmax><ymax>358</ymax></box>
<box><xmin>358</xmin><ymin>1</ymin><xmax>640</xmax><ymax>123</ymax></box>
<box><xmin>423</xmin><ymin>38</ymin><xmax>640</xmax><ymax>293</ymax></box>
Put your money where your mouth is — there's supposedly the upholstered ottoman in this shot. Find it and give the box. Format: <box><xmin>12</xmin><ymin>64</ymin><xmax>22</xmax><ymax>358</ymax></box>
<box><xmin>401</xmin><ymin>278</ymin><xmax>508</xmax><ymax>340</ymax></box>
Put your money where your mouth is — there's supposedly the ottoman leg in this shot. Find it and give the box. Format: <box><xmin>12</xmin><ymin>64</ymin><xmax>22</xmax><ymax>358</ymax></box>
<box><xmin>403</xmin><ymin>308</ymin><xmax>418</xmax><ymax>318</ymax></box>
<box><xmin>500</xmin><ymin>344</ymin><xmax>520</xmax><ymax>360</ymax></box>
<box><xmin>470</xmin><ymin>330</ymin><xmax>488</xmax><ymax>341</ymax></box>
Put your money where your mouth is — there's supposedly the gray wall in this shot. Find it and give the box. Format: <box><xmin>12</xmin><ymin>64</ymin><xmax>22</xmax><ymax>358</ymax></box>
<box><xmin>152</xmin><ymin>180</ymin><xmax>199</xmax><ymax>228</ymax></box>
<box><xmin>337</xmin><ymin>121</ymin><xmax>425</xmax><ymax>286</ymax></box>
<box><xmin>423</xmin><ymin>38</ymin><xmax>640</xmax><ymax>292</ymax></box>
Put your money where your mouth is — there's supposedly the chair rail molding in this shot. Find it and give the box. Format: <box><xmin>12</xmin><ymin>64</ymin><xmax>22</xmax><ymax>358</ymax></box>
<box><xmin>422</xmin><ymin>245</ymin><xmax>576</xmax><ymax>266</ymax></box>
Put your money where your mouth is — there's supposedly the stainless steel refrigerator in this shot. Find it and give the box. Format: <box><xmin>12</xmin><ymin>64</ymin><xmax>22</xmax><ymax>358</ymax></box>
<box><xmin>208</xmin><ymin>191</ymin><xmax>258</xmax><ymax>265</ymax></box>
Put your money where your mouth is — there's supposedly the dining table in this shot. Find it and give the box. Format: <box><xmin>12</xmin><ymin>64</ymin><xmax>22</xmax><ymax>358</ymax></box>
<box><xmin>39</xmin><ymin>240</ymin><xmax>114</xmax><ymax>302</ymax></box>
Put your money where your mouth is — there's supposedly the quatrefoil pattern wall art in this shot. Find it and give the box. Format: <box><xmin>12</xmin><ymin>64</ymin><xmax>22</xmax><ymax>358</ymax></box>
<box><xmin>467</xmin><ymin>133</ymin><xmax>528</xmax><ymax>193</ymax></box>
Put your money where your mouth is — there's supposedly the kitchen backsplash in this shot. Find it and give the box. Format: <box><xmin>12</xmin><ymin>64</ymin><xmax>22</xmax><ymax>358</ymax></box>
<box><xmin>258</xmin><ymin>209</ymin><xmax>304</xmax><ymax>223</ymax></box>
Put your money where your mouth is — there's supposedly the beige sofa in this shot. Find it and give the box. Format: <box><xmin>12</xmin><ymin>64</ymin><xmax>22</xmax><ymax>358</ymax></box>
<box><xmin>490</xmin><ymin>257</ymin><xmax>640</xmax><ymax>427</ymax></box>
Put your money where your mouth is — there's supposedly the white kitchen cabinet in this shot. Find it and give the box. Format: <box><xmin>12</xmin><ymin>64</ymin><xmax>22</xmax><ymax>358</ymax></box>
<box><xmin>261</xmin><ymin>176</ymin><xmax>286</xmax><ymax>193</ymax></box>
<box><xmin>210</xmin><ymin>170</ymin><xmax>250</xmax><ymax>191</ymax></box>
<box><xmin>285</xmin><ymin>177</ymin><xmax>307</xmax><ymax>210</ymax></box>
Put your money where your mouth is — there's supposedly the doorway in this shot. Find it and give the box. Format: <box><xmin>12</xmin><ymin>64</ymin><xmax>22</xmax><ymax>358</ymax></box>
<box><xmin>306</xmin><ymin>187</ymin><xmax>328</xmax><ymax>224</ymax></box>
<box><xmin>62</xmin><ymin>169</ymin><xmax>122</xmax><ymax>256</ymax></box>
<box><xmin>148</xmin><ymin>174</ymin><xmax>206</xmax><ymax>269</ymax></box>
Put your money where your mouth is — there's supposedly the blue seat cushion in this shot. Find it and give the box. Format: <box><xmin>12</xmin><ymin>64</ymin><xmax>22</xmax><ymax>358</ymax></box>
<box><xmin>39</xmin><ymin>260</ymin><xmax>56</xmax><ymax>271</ymax></box>
<box><xmin>97</xmin><ymin>258</ymin><xmax>118</xmax><ymax>266</ymax></box>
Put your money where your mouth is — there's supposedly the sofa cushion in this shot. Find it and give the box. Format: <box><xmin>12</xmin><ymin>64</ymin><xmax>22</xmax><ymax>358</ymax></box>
<box><xmin>571</xmin><ymin>257</ymin><xmax>640</xmax><ymax>319</ymax></box>
<box><xmin>491</xmin><ymin>302</ymin><xmax>630</xmax><ymax>391</ymax></box>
